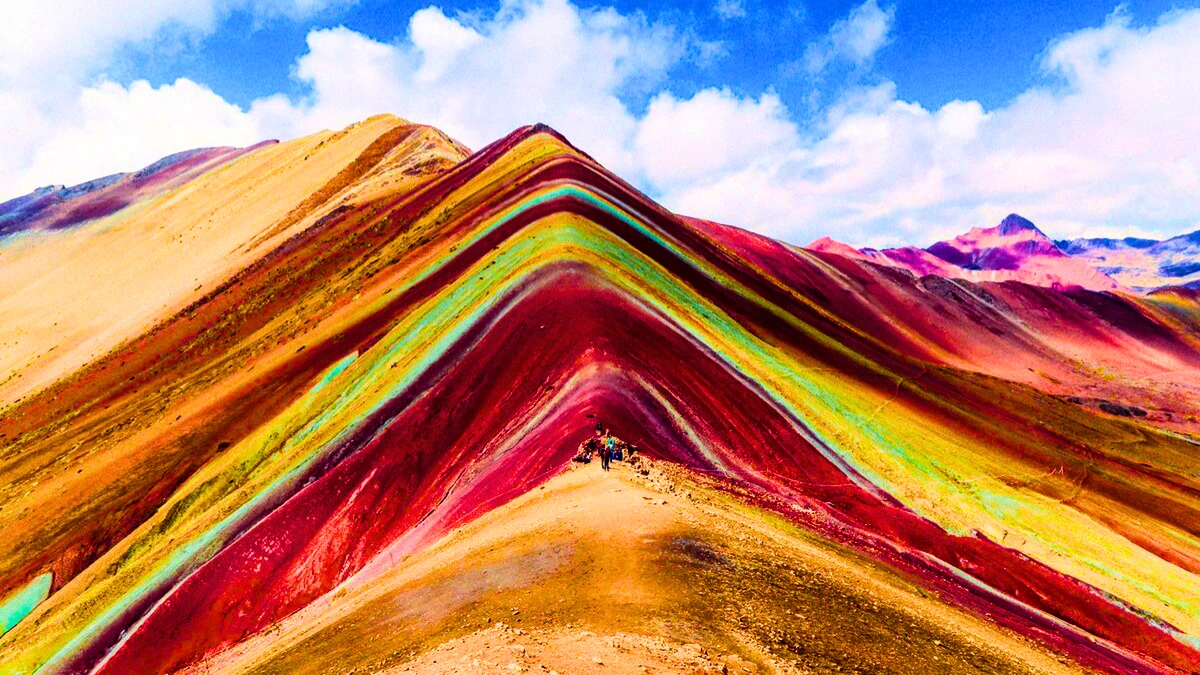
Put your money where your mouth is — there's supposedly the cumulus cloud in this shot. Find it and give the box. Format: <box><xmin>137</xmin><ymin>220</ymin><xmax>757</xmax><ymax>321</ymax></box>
<box><xmin>803</xmin><ymin>0</ymin><xmax>894</xmax><ymax>73</ymax></box>
<box><xmin>250</xmin><ymin>0</ymin><xmax>688</xmax><ymax>176</ymax></box>
<box><xmin>0</xmin><ymin>0</ymin><xmax>351</xmax><ymax>196</ymax></box>
<box><xmin>2</xmin><ymin>0</ymin><xmax>1199</xmax><ymax>249</ymax></box>
<box><xmin>645</xmin><ymin>7</ymin><xmax>1200</xmax><ymax>245</ymax></box>
<box><xmin>634</xmin><ymin>88</ymin><xmax>797</xmax><ymax>189</ymax></box>
<box><xmin>19</xmin><ymin>80</ymin><xmax>263</xmax><ymax>191</ymax></box>
<box><xmin>0</xmin><ymin>0</ymin><xmax>347</xmax><ymax>82</ymax></box>
<box><xmin>0</xmin><ymin>0</ymin><xmax>693</xmax><ymax>197</ymax></box>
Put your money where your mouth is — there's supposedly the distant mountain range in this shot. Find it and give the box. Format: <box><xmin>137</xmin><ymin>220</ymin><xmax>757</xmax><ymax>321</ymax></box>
<box><xmin>809</xmin><ymin>213</ymin><xmax>1200</xmax><ymax>292</ymax></box>
<box><xmin>1057</xmin><ymin>229</ymin><xmax>1200</xmax><ymax>290</ymax></box>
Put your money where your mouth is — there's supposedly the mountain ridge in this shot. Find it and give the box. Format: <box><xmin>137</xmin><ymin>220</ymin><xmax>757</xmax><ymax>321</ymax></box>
<box><xmin>0</xmin><ymin>119</ymin><xmax>1198</xmax><ymax>675</ymax></box>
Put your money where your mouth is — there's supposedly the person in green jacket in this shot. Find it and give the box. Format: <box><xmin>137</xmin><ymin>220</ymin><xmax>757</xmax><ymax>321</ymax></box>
<box><xmin>600</xmin><ymin>430</ymin><xmax>615</xmax><ymax>471</ymax></box>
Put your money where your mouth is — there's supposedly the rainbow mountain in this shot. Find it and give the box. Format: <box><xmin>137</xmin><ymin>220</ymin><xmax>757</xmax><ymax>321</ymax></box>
<box><xmin>1</xmin><ymin>115</ymin><xmax>1199</xmax><ymax>674</ymax></box>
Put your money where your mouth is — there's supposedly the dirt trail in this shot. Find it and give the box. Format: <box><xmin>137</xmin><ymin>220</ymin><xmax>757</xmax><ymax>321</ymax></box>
<box><xmin>186</xmin><ymin>460</ymin><xmax>1089</xmax><ymax>675</ymax></box>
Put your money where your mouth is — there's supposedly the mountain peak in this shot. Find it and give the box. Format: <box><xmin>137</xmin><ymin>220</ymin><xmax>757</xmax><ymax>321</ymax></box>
<box><xmin>2</xmin><ymin>114</ymin><xmax>1199</xmax><ymax>675</ymax></box>
<box><xmin>996</xmin><ymin>213</ymin><xmax>1040</xmax><ymax>236</ymax></box>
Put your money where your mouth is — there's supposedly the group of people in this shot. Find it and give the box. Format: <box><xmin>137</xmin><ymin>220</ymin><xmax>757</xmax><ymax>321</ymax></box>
<box><xmin>573</xmin><ymin>423</ymin><xmax>635</xmax><ymax>472</ymax></box>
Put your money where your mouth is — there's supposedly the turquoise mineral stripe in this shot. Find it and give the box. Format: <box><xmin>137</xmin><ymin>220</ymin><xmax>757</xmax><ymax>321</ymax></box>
<box><xmin>367</xmin><ymin>214</ymin><xmax>900</xmax><ymax>500</ymax></box>
<box><xmin>545</xmin><ymin>219</ymin><xmax>899</xmax><ymax>495</ymax></box>
<box><xmin>0</xmin><ymin>573</ymin><xmax>52</xmax><ymax>637</ymax></box>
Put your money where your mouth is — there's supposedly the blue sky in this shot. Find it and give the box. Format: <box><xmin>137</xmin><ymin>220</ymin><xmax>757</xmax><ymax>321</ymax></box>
<box><xmin>111</xmin><ymin>1</ymin><xmax>1188</xmax><ymax>121</ymax></box>
<box><xmin>3</xmin><ymin>0</ymin><xmax>1200</xmax><ymax>245</ymax></box>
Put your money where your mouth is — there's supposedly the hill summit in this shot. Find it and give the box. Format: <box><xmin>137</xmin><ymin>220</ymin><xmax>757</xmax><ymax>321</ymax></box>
<box><xmin>1</xmin><ymin>117</ymin><xmax>1198</xmax><ymax>675</ymax></box>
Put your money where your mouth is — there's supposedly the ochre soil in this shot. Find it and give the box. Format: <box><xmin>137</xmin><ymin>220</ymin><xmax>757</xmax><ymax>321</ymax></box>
<box><xmin>185</xmin><ymin>458</ymin><xmax>1089</xmax><ymax>675</ymax></box>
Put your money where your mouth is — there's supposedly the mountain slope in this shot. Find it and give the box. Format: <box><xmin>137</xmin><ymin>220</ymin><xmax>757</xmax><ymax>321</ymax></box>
<box><xmin>177</xmin><ymin>462</ymin><xmax>1085</xmax><ymax>674</ymax></box>
<box><xmin>0</xmin><ymin>123</ymin><xmax>1197</xmax><ymax>675</ymax></box>
<box><xmin>0</xmin><ymin>114</ymin><xmax>467</xmax><ymax>408</ymax></box>
<box><xmin>0</xmin><ymin>145</ymin><xmax>272</xmax><ymax>238</ymax></box>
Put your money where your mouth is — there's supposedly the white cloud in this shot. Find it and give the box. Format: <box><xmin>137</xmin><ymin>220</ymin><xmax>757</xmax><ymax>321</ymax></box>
<box><xmin>643</xmin><ymin>7</ymin><xmax>1200</xmax><ymax>246</ymax></box>
<box><xmin>1</xmin><ymin>1</ymin><xmax>215</xmax><ymax>85</ymax></box>
<box><xmin>21</xmin><ymin>79</ymin><xmax>263</xmax><ymax>191</ymax></box>
<box><xmin>803</xmin><ymin>0</ymin><xmax>894</xmax><ymax>73</ymax></box>
<box><xmin>409</xmin><ymin>7</ymin><xmax>485</xmax><ymax>82</ymax></box>
<box><xmin>0</xmin><ymin>0</ymin><xmax>347</xmax><ymax>82</ymax></box>
<box><xmin>1</xmin><ymin>0</ymin><xmax>692</xmax><ymax>200</ymax></box>
<box><xmin>0</xmin><ymin>0</ymin><xmax>352</xmax><ymax>197</ymax></box>
<box><xmin>2</xmin><ymin>0</ymin><xmax>1200</xmax><ymax>250</ymax></box>
<box><xmin>252</xmin><ymin>0</ymin><xmax>688</xmax><ymax>177</ymax></box>
<box><xmin>634</xmin><ymin>88</ymin><xmax>797</xmax><ymax>189</ymax></box>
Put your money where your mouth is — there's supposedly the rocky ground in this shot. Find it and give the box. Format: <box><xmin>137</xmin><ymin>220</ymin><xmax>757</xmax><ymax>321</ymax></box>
<box><xmin>382</xmin><ymin>623</ymin><xmax>772</xmax><ymax>674</ymax></box>
<box><xmin>186</xmin><ymin>458</ymin><xmax>1090</xmax><ymax>675</ymax></box>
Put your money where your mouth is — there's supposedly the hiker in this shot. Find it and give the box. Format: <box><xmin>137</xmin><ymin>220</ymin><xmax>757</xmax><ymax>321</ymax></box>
<box><xmin>573</xmin><ymin>423</ymin><xmax>606</xmax><ymax>463</ymax></box>
<box><xmin>600</xmin><ymin>430</ymin><xmax>615</xmax><ymax>471</ymax></box>
<box><xmin>610</xmin><ymin>434</ymin><xmax>632</xmax><ymax>463</ymax></box>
